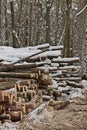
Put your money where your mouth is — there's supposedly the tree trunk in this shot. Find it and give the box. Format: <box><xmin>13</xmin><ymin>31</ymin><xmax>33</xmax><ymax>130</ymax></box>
<box><xmin>5</xmin><ymin>0</ymin><xmax>8</xmax><ymax>46</ymax></box>
<box><xmin>55</xmin><ymin>0</ymin><xmax>59</xmax><ymax>45</ymax></box>
<box><xmin>10</xmin><ymin>0</ymin><xmax>17</xmax><ymax>48</ymax></box>
<box><xmin>29</xmin><ymin>1</ymin><xmax>33</xmax><ymax>46</ymax></box>
<box><xmin>36</xmin><ymin>0</ymin><xmax>41</xmax><ymax>45</ymax></box>
<box><xmin>0</xmin><ymin>0</ymin><xmax>1</xmax><ymax>44</ymax></box>
<box><xmin>63</xmin><ymin>0</ymin><xmax>72</xmax><ymax>57</ymax></box>
<box><xmin>46</xmin><ymin>0</ymin><xmax>50</xmax><ymax>44</ymax></box>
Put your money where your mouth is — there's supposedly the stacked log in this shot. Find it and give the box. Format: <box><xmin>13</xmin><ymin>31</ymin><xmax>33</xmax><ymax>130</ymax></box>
<box><xmin>0</xmin><ymin>113</ymin><xmax>11</xmax><ymax>123</ymax></box>
<box><xmin>0</xmin><ymin>43</ymin><xmax>83</xmax><ymax>122</ymax></box>
<box><xmin>10</xmin><ymin>111</ymin><xmax>23</xmax><ymax>122</ymax></box>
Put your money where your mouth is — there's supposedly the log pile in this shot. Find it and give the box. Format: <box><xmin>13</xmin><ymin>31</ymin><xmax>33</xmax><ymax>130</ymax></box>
<box><xmin>0</xmin><ymin>43</ymin><xmax>83</xmax><ymax>123</ymax></box>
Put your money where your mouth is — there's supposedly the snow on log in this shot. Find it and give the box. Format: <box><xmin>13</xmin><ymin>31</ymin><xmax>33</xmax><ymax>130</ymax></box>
<box><xmin>37</xmin><ymin>66</ymin><xmax>57</xmax><ymax>71</ymax></box>
<box><xmin>51</xmin><ymin>63</ymin><xmax>59</xmax><ymax>67</ymax></box>
<box><xmin>12</xmin><ymin>48</ymin><xmax>49</xmax><ymax>65</ymax></box>
<box><xmin>33</xmin><ymin>43</ymin><xmax>50</xmax><ymax>50</ymax></box>
<box><xmin>42</xmin><ymin>95</ymin><xmax>52</xmax><ymax>101</ymax></box>
<box><xmin>32</xmin><ymin>50</ymin><xmax>61</xmax><ymax>60</ymax></box>
<box><xmin>49</xmin><ymin>72</ymin><xmax>62</xmax><ymax>78</ymax></box>
<box><xmin>52</xmin><ymin>57</ymin><xmax>80</xmax><ymax>63</ymax></box>
<box><xmin>25</xmin><ymin>56</ymin><xmax>47</xmax><ymax>62</ymax></box>
<box><xmin>59</xmin><ymin>65</ymin><xmax>81</xmax><ymax>70</ymax></box>
<box><xmin>50</xmin><ymin>45</ymin><xmax>63</xmax><ymax>50</ymax></box>
<box><xmin>57</xmin><ymin>81</ymin><xmax>67</xmax><ymax>87</ymax></box>
<box><xmin>71</xmin><ymin>73</ymin><xmax>81</xmax><ymax>77</ymax></box>
<box><xmin>54</xmin><ymin>77</ymin><xmax>82</xmax><ymax>81</ymax></box>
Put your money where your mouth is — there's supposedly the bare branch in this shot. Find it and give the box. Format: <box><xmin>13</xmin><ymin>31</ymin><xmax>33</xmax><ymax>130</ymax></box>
<box><xmin>75</xmin><ymin>4</ymin><xmax>87</xmax><ymax>18</ymax></box>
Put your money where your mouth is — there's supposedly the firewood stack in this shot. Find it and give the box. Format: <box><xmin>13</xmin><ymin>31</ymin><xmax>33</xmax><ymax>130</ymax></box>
<box><xmin>0</xmin><ymin>43</ymin><xmax>83</xmax><ymax>122</ymax></box>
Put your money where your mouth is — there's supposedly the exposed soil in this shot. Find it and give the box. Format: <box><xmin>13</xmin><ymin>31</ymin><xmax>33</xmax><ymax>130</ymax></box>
<box><xmin>17</xmin><ymin>97</ymin><xmax>87</xmax><ymax>130</ymax></box>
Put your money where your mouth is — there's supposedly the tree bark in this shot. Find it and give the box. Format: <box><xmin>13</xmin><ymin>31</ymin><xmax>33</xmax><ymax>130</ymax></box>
<box><xmin>0</xmin><ymin>0</ymin><xmax>1</xmax><ymax>44</ymax></box>
<box><xmin>5</xmin><ymin>0</ymin><xmax>8</xmax><ymax>46</ymax></box>
<box><xmin>46</xmin><ymin>0</ymin><xmax>50</xmax><ymax>44</ymax></box>
<box><xmin>29</xmin><ymin>1</ymin><xmax>33</xmax><ymax>46</ymax></box>
<box><xmin>0</xmin><ymin>72</ymin><xmax>38</xmax><ymax>79</ymax></box>
<box><xmin>63</xmin><ymin>0</ymin><xmax>72</xmax><ymax>57</ymax></box>
<box><xmin>10</xmin><ymin>0</ymin><xmax>17</xmax><ymax>48</ymax></box>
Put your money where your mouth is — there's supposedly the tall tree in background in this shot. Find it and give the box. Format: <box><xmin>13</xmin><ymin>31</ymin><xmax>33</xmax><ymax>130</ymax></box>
<box><xmin>63</xmin><ymin>0</ymin><xmax>72</xmax><ymax>57</ymax></box>
<box><xmin>55</xmin><ymin>0</ymin><xmax>59</xmax><ymax>45</ymax></box>
<box><xmin>10</xmin><ymin>0</ymin><xmax>17</xmax><ymax>48</ymax></box>
<box><xmin>29</xmin><ymin>0</ymin><xmax>33</xmax><ymax>46</ymax></box>
<box><xmin>5</xmin><ymin>0</ymin><xmax>8</xmax><ymax>46</ymax></box>
<box><xmin>78</xmin><ymin>0</ymin><xmax>87</xmax><ymax>74</ymax></box>
<box><xmin>36</xmin><ymin>0</ymin><xmax>42</xmax><ymax>45</ymax></box>
<box><xmin>0</xmin><ymin>0</ymin><xmax>87</xmax><ymax>51</ymax></box>
<box><xmin>25</xmin><ymin>0</ymin><xmax>29</xmax><ymax>46</ymax></box>
<box><xmin>46</xmin><ymin>0</ymin><xmax>50</xmax><ymax>44</ymax></box>
<box><xmin>17</xmin><ymin>0</ymin><xmax>23</xmax><ymax>46</ymax></box>
<box><xmin>0</xmin><ymin>0</ymin><xmax>1</xmax><ymax>44</ymax></box>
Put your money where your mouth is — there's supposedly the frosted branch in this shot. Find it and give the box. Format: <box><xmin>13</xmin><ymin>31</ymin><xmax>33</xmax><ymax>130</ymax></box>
<box><xmin>75</xmin><ymin>4</ymin><xmax>87</xmax><ymax>17</ymax></box>
<box><xmin>58</xmin><ymin>23</ymin><xmax>66</xmax><ymax>45</ymax></box>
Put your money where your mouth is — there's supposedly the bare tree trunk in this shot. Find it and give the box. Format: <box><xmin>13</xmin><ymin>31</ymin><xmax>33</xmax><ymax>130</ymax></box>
<box><xmin>33</xmin><ymin>0</ymin><xmax>37</xmax><ymax>46</ymax></box>
<box><xmin>10</xmin><ymin>0</ymin><xmax>17</xmax><ymax>48</ymax></box>
<box><xmin>46</xmin><ymin>0</ymin><xmax>50</xmax><ymax>44</ymax></box>
<box><xmin>36</xmin><ymin>0</ymin><xmax>41</xmax><ymax>45</ymax></box>
<box><xmin>63</xmin><ymin>0</ymin><xmax>72</xmax><ymax>57</ymax></box>
<box><xmin>25</xmin><ymin>0</ymin><xmax>29</xmax><ymax>46</ymax></box>
<box><xmin>55</xmin><ymin>0</ymin><xmax>59</xmax><ymax>45</ymax></box>
<box><xmin>17</xmin><ymin>0</ymin><xmax>23</xmax><ymax>46</ymax></box>
<box><xmin>5</xmin><ymin>0</ymin><xmax>8</xmax><ymax>46</ymax></box>
<box><xmin>25</xmin><ymin>17</ymin><xmax>28</xmax><ymax>46</ymax></box>
<box><xmin>29</xmin><ymin>1</ymin><xmax>33</xmax><ymax>46</ymax></box>
<box><xmin>0</xmin><ymin>0</ymin><xmax>1</xmax><ymax>44</ymax></box>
